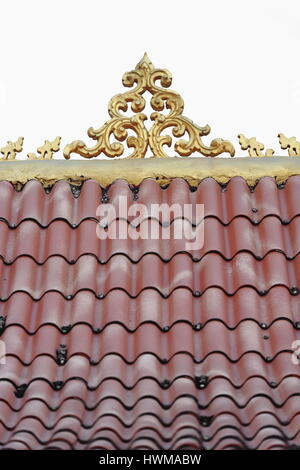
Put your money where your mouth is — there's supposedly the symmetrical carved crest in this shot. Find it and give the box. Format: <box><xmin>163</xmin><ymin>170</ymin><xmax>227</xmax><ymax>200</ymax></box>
<box><xmin>63</xmin><ymin>54</ymin><xmax>235</xmax><ymax>159</ymax></box>
<box><xmin>1</xmin><ymin>56</ymin><xmax>300</xmax><ymax>160</ymax></box>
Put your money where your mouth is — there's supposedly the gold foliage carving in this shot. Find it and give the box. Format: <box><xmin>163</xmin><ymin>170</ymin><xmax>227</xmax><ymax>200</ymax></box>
<box><xmin>0</xmin><ymin>137</ymin><xmax>24</xmax><ymax>160</ymax></box>
<box><xmin>27</xmin><ymin>137</ymin><xmax>61</xmax><ymax>160</ymax></box>
<box><xmin>64</xmin><ymin>54</ymin><xmax>235</xmax><ymax>159</ymax></box>
<box><xmin>238</xmin><ymin>134</ymin><xmax>274</xmax><ymax>157</ymax></box>
<box><xmin>278</xmin><ymin>133</ymin><xmax>300</xmax><ymax>156</ymax></box>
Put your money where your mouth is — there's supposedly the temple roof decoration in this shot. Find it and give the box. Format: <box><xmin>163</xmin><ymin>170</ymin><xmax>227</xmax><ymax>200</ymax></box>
<box><xmin>63</xmin><ymin>53</ymin><xmax>235</xmax><ymax>159</ymax></box>
<box><xmin>1</xmin><ymin>55</ymin><xmax>300</xmax><ymax>161</ymax></box>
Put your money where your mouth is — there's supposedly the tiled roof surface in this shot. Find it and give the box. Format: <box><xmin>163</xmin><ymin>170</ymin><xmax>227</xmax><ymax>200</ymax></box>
<box><xmin>0</xmin><ymin>176</ymin><xmax>300</xmax><ymax>450</ymax></box>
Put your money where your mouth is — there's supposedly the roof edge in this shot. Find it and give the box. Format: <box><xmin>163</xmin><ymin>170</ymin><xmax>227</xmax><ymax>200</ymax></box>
<box><xmin>0</xmin><ymin>157</ymin><xmax>299</xmax><ymax>187</ymax></box>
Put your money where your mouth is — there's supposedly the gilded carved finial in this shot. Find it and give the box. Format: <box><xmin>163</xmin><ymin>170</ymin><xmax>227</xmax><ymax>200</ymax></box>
<box><xmin>137</xmin><ymin>52</ymin><xmax>153</xmax><ymax>70</ymax></box>
<box><xmin>278</xmin><ymin>133</ymin><xmax>300</xmax><ymax>156</ymax></box>
<box><xmin>27</xmin><ymin>136</ymin><xmax>61</xmax><ymax>160</ymax></box>
<box><xmin>0</xmin><ymin>137</ymin><xmax>24</xmax><ymax>160</ymax></box>
<box><xmin>64</xmin><ymin>55</ymin><xmax>235</xmax><ymax>159</ymax></box>
<box><xmin>238</xmin><ymin>134</ymin><xmax>274</xmax><ymax>157</ymax></box>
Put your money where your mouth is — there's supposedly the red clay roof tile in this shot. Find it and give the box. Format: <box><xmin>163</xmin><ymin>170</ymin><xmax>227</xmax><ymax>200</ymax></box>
<box><xmin>0</xmin><ymin>252</ymin><xmax>299</xmax><ymax>299</ymax></box>
<box><xmin>0</xmin><ymin>176</ymin><xmax>300</xmax><ymax>227</ymax></box>
<box><xmin>0</xmin><ymin>177</ymin><xmax>300</xmax><ymax>449</ymax></box>
<box><xmin>1</xmin><ymin>216</ymin><xmax>300</xmax><ymax>263</ymax></box>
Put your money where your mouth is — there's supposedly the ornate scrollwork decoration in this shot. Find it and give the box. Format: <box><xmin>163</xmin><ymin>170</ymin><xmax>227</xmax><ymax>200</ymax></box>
<box><xmin>0</xmin><ymin>137</ymin><xmax>24</xmax><ymax>160</ymax></box>
<box><xmin>238</xmin><ymin>134</ymin><xmax>274</xmax><ymax>157</ymax></box>
<box><xmin>64</xmin><ymin>54</ymin><xmax>235</xmax><ymax>159</ymax></box>
<box><xmin>278</xmin><ymin>133</ymin><xmax>300</xmax><ymax>156</ymax></box>
<box><xmin>27</xmin><ymin>136</ymin><xmax>61</xmax><ymax>160</ymax></box>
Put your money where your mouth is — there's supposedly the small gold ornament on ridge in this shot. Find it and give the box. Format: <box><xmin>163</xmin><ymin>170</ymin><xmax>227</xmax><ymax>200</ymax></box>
<box><xmin>238</xmin><ymin>134</ymin><xmax>274</xmax><ymax>157</ymax></box>
<box><xmin>27</xmin><ymin>136</ymin><xmax>61</xmax><ymax>160</ymax></box>
<box><xmin>0</xmin><ymin>137</ymin><xmax>24</xmax><ymax>160</ymax></box>
<box><xmin>63</xmin><ymin>54</ymin><xmax>235</xmax><ymax>159</ymax></box>
<box><xmin>278</xmin><ymin>133</ymin><xmax>300</xmax><ymax>156</ymax></box>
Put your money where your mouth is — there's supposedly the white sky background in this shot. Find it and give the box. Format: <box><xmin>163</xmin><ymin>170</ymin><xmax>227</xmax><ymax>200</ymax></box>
<box><xmin>0</xmin><ymin>0</ymin><xmax>299</xmax><ymax>158</ymax></box>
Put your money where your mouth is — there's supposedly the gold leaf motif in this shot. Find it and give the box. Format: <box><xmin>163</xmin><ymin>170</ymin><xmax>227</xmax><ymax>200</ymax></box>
<box><xmin>27</xmin><ymin>137</ymin><xmax>61</xmax><ymax>160</ymax></box>
<box><xmin>64</xmin><ymin>54</ymin><xmax>235</xmax><ymax>159</ymax></box>
<box><xmin>278</xmin><ymin>133</ymin><xmax>300</xmax><ymax>156</ymax></box>
<box><xmin>0</xmin><ymin>137</ymin><xmax>24</xmax><ymax>160</ymax></box>
<box><xmin>238</xmin><ymin>134</ymin><xmax>274</xmax><ymax>157</ymax></box>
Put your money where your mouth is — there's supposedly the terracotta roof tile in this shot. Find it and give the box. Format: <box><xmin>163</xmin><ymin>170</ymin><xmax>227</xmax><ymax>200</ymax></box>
<box><xmin>1</xmin><ymin>216</ymin><xmax>300</xmax><ymax>263</ymax></box>
<box><xmin>2</xmin><ymin>288</ymin><xmax>299</xmax><ymax>331</ymax></box>
<box><xmin>1</xmin><ymin>176</ymin><xmax>300</xmax><ymax>227</ymax></box>
<box><xmin>0</xmin><ymin>252</ymin><xmax>299</xmax><ymax>299</ymax></box>
<box><xmin>0</xmin><ymin>177</ymin><xmax>300</xmax><ymax>449</ymax></box>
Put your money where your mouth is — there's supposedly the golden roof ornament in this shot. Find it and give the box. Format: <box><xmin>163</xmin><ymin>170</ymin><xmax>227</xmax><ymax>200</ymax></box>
<box><xmin>278</xmin><ymin>133</ymin><xmax>300</xmax><ymax>156</ymax></box>
<box><xmin>63</xmin><ymin>53</ymin><xmax>235</xmax><ymax>159</ymax></box>
<box><xmin>27</xmin><ymin>136</ymin><xmax>61</xmax><ymax>160</ymax></box>
<box><xmin>0</xmin><ymin>137</ymin><xmax>24</xmax><ymax>160</ymax></box>
<box><xmin>238</xmin><ymin>134</ymin><xmax>274</xmax><ymax>157</ymax></box>
<box><xmin>1</xmin><ymin>56</ymin><xmax>300</xmax><ymax>161</ymax></box>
